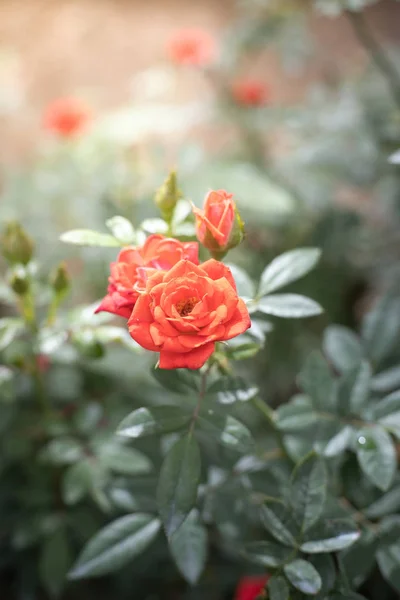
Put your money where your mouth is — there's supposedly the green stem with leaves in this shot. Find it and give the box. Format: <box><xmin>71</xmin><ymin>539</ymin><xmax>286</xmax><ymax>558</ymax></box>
<box><xmin>189</xmin><ymin>365</ymin><xmax>211</xmax><ymax>434</ymax></box>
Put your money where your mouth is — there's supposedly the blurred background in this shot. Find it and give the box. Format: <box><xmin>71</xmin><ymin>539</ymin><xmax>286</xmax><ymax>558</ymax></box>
<box><xmin>1</xmin><ymin>0</ymin><xmax>400</xmax><ymax>599</ymax></box>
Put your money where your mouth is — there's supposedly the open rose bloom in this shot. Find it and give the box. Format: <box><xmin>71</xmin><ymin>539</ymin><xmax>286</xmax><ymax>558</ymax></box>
<box><xmin>128</xmin><ymin>259</ymin><xmax>250</xmax><ymax>369</ymax></box>
<box><xmin>192</xmin><ymin>189</ymin><xmax>244</xmax><ymax>256</ymax></box>
<box><xmin>96</xmin><ymin>234</ymin><xmax>198</xmax><ymax>319</ymax></box>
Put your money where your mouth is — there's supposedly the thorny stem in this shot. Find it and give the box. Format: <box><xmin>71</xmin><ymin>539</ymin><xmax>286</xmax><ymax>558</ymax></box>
<box><xmin>346</xmin><ymin>9</ymin><xmax>400</xmax><ymax>111</ymax></box>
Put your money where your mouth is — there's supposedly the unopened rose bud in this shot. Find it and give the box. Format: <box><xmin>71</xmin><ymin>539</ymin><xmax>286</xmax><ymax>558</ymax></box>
<box><xmin>1</xmin><ymin>222</ymin><xmax>34</xmax><ymax>266</ymax></box>
<box><xmin>192</xmin><ymin>189</ymin><xmax>244</xmax><ymax>259</ymax></box>
<box><xmin>10</xmin><ymin>272</ymin><xmax>29</xmax><ymax>296</ymax></box>
<box><xmin>155</xmin><ymin>171</ymin><xmax>182</xmax><ymax>222</ymax></box>
<box><xmin>50</xmin><ymin>262</ymin><xmax>70</xmax><ymax>296</ymax></box>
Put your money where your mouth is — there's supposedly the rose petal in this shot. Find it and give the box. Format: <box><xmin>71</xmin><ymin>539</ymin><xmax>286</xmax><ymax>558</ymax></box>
<box><xmin>222</xmin><ymin>299</ymin><xmax>251</xmax><ymax>340</ymax></box>
<box><xmin>200</xmin><ymin>259</ymin><xmax>237</xmax><ymax>291</ymax></box>
<box><xmin>162</xmin><ymin>259</ymin><xmax>205</xmax><ymax>283</ymax></box>
<box><xmin>159</xmin><ymin>342</ymin><xmax>215</xmax><ymax>369</ymax></box>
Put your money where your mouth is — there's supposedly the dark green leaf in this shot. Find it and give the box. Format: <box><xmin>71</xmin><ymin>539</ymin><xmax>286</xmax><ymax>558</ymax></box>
<box><xmin>99</xmin><ymin>445</ymin><xmax>152</xmax><ymax>475</ymax></box>
<box><xmin>243</xmin><ymin>541</ymin><xmax>293</xmax><ymax>568</ymax></box>
<box><xmin>169</xmin><ymin>510</ymin><xmax>207</xmax><ymax>585</ymax></box>
<box><xmin>323</xmin><ymin>325</ymin><xmax>363</xmax><ymax>373</ymax></box>
<box><xmin>301</xmin><ymin>518</ymin><xmax>360</xmax><ymax>553</ymax></box>
<box><xmin>40</xmin><ymin>437</ymin><xmax>84</xmax><ymax>465</ymax></box>
<box><xmin>356</xmin><ymin>426</ymin><xmax>396</xmax><ymax>491</ymax></box>
<box><xmin>152</xmin><ymin>368</ymin><xmax>199</xmax><ymax>394</ymax></box>
<box><xmin>69</xmin><ymin>514</ymin><xmax>161</xmax><ymax>579</ymax></box>
<box><xmin>377</xmin><ymin>537</ymin><xmax>400</xmax><ymax>592</ymax></box>
<box><xmin>40</xmin><ymin>528</ymin><xmax>71</xmax><ymax>597</ymax></box>
<box><xmin>256</xmin><ymin>294</ymin><xmax>323</xmax><ymax>318</ymax></box>
<box><xmin>117</xmin><ymin>406</ymin><xmax>190</xmax><ymax>439</ymax></box>
<box><xmin>366</xmin><ymin>484</ymin><xmax>400</xmax><ymax>518</ymax></box>
<box><xmin>284</xmin><ymin>559</ymin><xmax>322</xmax><ymax>595</ymax></box>
<box><xmin>276</xmin><ymin>398</ymin><xmax>318</xmax><ymax>432</ymax></box>
<box><xmin>371</xmin><ymin>367</ymin><xmax>400</xmax><ymax>394</ymax></box>
<box><xmin>362</xmin><ymin>296</ymin><xmax>400</xmax><ymax>367</ymax></box>
<box><xmin>62</xmin><ymin>460</ymin><xmax>92</xmax><ymax>505</ymax></box>
<box><xmin>258</xmin><ymin>248</ymin><xmax>321</xmax><ymax>296</ymax></box>
<box><xmin>197</xmin><ymin>413</ymin><xmax>254</xmax><ymax>453</ymax></box>
<box><xmin>323</xmin><ymin>426</ymin><xmax>354</xmax><ymax>457</ymax></box>
<box><xmin>207</xmin><ymin>376</ymin><xmax>258</xmax><ymax>404</ymax></box>
<box><xmin>260</xmin><ymin>501</ymin><xmax>297</xmax><ymax>547</ymax></box>
<box><xmin>348</xmin><ymin>361</ymin><xmax>371</xmax><ymax>414</ymax></box>
<box><xmin>310</xmin><ymin>554</ymin><xmax>336</xmax><ymax>595</ymax></box>
<box><xmin>267</xmin><ymin>574</ymin><xmax>289</xmax><ymax>600</ymax></box>
<box><xmin>60</xmin><ymin>230</ymin><xmax>121</xmax><ymax>247</ymax></box>
<box><xmin>157</xmin><ymin>434</ymin><xmax>201</xmax><ymax>537</ymax></box>
<box><xmin>298</xmin><ymin>351</ymin><xmax>336</xmax><ymax>411</ymax></box>
<box><xmin>341</xmin><ymin>528</ymin><xmax>377</xmax><ymax>588</ymax></box>
<box><xmin>0</xmin><ymin>366</ymin><xmax>15</xmax><ymax>402</ymax></box>
<box><xmin>290</xmin><ymin>452</ymin><xmax>327</xmax><ymax>531</ymax></box>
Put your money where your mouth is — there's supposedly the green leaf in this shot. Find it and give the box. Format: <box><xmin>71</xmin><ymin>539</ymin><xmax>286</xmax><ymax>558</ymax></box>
<box><xmin>260</xmin><ymin>501</ymin><xmax>297</xmax><ymax>547</ymax></box>
<box><xmin>258</xmin><ymin>248</ymin><xmax>321</xmax><ymax>296</ymax></box>
<box><xmin>225</xmin><ymin>341</ymin><xmax>261</xmax><ymax>360</ymax></box>
<box><xmin>40</xmin><ymin>437</ymin><xmax>84</xmax><ymax>465</ymax></box>
<box><xmin>99</xmin><ymin>444</ymin><xmax>152</xmax><ymax>476</ymax></box>
<box><xmin>276</xmin><ymin>398</ymin><xmax>318</xmax><ymax>432</ymax></box>
<box><xmin>0</xmin><ymin>317</ymin><xmax>24</xmax><ymax>351</ymax></box>
<box><xmin>243</xmin><ymin>541</ymin><xmax>293</xmax><ymax>568</ymax></box>
<box><xmin>152</xmin><ymin>367</ymin><xmax>199</xmax><ymax>394</ymax></box>
<box><xmin>197</xmin><ymin>413</ymin><xmax>254</xmax><ymax>453</ymax></box>
<box><xmin>372</xmin><ymin>391</ymin><xmax>400</xmax><ymax>438</ymax></box>
<box><xmin>227</xmin><ymin>263</ymin><xmax>256</xmax><ymax>299</ymax></box>
<box><xmin>169</xmin><ymin>510</ymin><xmax>207</xmax><ymax>585</ymax></box>
<box><xmin>256</xmin><ymin>294</ymin><xmax>323</xmax><ymax>318</ymax></box>
<box><xmin>157</xmin><ymin>434</ymin><xmax>201</xmax><ymax>537</ymax></box>
<box><xmin>284</xmin><ymin>559</ymin><xmax>322</xmax><ymax>595</ymax></box>
<box><xmin>0</xmin><ymin>366</ymin><xmax>15</xmax><ymax>402</ymax></box>
<box><xmin>310</xmin><ymin>554</ymin><xmax>336</xmax><ymax>595</ymax></box>
<box><xmin>60</xmin><ymin>230</ymin><xmax>121</xmax><ymax>247</ymax></box>
<box><xmin>356</xmin><ymin>426</ymin><xmax>396</xmax><ymax>491</ymax></box>
<box><xmin>141</xmin><ymin>218</ymin><xmax>169</xmax><ymax>234</ymax></box>
<box><xmin>105</xmin><ymin>216</ymin><xmax>136</xmax><ymax>244</ymax></box>
<box><xmin>207</xmin><ymin>376</ymin><xmax>259</xmax><ymax>404</ymax></box>
<box><xmin>348</xmin><ymin>361</ymin><xmax>371</xmax><ymax>414</ymax></box>
<box><xmin>117</xmin><ymin>407</ymin><xmax>190</xmax><ymax>439</ymax></box>
<box><xmin>301</xmin><ymin>518</ymin><xmax>360</xmax><ymax>553</ymax></box>
<box><xmin>372</xmin><ymin>367</ymin><xmax>400</xmax><ymax>394</ymax></box>
<box><xmin>328</xmin><ymin>594</ymin><xmax>368</xmax><ymax>600</ymax></box>
<box><xmin>68</xmin><ymin>514</ymin><xmax>161</xmax><ymax>579</ymax></box>
<box><xmin>323</xmin><ymin>325</ymin><xmax>363</xmax><ymax>373</ymax></box>
<box><xmin>290</xmin><ymin>452</ymin><xmax>327</xmax><ymax>531</ymax></box>
<box><xmin>40</xmin><ymin>528</ymin><xmax>71</xmax><ymax>597</ymax></box>
<box><xmin>341</xmin><ymin>528</ymin><xmax>377</xmax><ymax>588</ymax></box>
<box><xmin>362</xmin><ymin>295</ymin><xmax>400</xmax><ymax>367</ymax></box>
<box><xmin>62</xmin><ymin>460</ymin><xmax>92</xmax><ymax>505</ymax></box>
<box><xmin>267</xmin><ymin>574</ymin><xmax>289</xmax><ymax>600</ymax></box>
<box><xmin>365</xmin><ymin>484</ymin><xmax>400</xmax><ymax>519</ymax></box>
<box><xmin>298</xmin><ymin>351</ymin><xmax>336</xmax><ymax>412</ymax></box>
<box><xmin>377</xmin><ymin>521</ymin><xmax>400</xmax><ymax>592</ymax></box>
<box><xmin>323</xmin><ymin>426</ymin><xmax>354</xmax><ymax>457</ymax></box>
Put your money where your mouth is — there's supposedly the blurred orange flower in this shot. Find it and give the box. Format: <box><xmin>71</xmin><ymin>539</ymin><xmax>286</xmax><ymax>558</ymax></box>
<box><xmin>232</xmin><ymin>80</ymin><xmax>271</xmax><ymax>107</ymax></box>
<box><xmin>43</xmin><ymin>97</ymin><xmax>92</xmax><ymax>138</ymax></box>
<box><xmin>167</xmin><ymin>28</ymin><xmax>217</xmax><ymax>67</ymax></box>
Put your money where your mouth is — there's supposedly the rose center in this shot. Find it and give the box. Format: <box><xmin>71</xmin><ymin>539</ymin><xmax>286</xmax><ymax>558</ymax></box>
<box><xmin>176</xmin><ymin>296</ymin><xmax>199</xmax><ymax>316</ymax></box>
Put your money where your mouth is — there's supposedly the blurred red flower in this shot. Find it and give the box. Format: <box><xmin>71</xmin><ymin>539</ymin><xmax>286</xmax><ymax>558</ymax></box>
<box><xmin>36</xmin><ymin>354</ymin><xmax>50</xmax><ymax>373</ymax></box>
<box><xmin>234</xmin><ymin>576</ymin><xmax>269</xmax><ymax>600</ymax></box>
<box><xmin>167</xmin><ymin>28</ymin><xmax>217</xmax><ymax>67</ymax></box>
<box><xmin>43</xmin><ymin>97</ymin><xmax>92</xmax><ymax>138</ymax></box>
<box><xmin>232</xmin><ymin>80</ymin><xmax>271</xmax><ymax>107</ymax></box>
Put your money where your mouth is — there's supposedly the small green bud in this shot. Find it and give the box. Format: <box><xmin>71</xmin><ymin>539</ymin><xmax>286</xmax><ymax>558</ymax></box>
<box><xmin>155</xmin><ymin>171</ymin><xmax>182</xmax><ymax>223</ymax></box>
<box><xmin>10</xmin><ymin>272</ymin><xmax>29</xmax><ymax>296</ymax></box>
<box><xmin>1</xmin><ymin>222</ymin><xmax>34</xmax><ymax>266</ymax></box>
<box><xmin>50</xmin><ymin>262</ymin><xmax>70</xmax><ymax>296</ymax></box>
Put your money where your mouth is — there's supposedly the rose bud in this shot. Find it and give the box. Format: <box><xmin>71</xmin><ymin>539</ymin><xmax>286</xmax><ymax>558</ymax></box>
<box><xmin>1</xmin><ymin>222</ymin><xmax>34</xmax><ymax>266</ymax></box>
<box><xmin>192</xmin><ymin>189</ymin><xmax>244</xmax><ymax>259</ymax></box>
<box><xmin>155</xmin><ymin>171</ymin><xmax>182</xmax><ymax>223</ymax></box>
<box><xmin>50</xmin><ymin>262</ymin><xmax>70</xmax><ymax>296</ymax></box>
<box><xmin>234</xmin><ymin>576</ymin><xmax>269</xmax><ymax>600</ymax></box>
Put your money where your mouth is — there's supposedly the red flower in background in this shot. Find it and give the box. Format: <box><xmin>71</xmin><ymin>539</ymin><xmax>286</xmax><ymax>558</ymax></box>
<box><xmin>43</xmin><ymin>97</ymin><xmax>92</xmax><ymax>138</ymax></box>
<box><xmin>128</xmin><ymin>259</ymin><xmax>250</xmax><ymax>369</ymax></box>
<box><xmin>96</xmin><ymin>235</ymin><xmax>199</xmax><ymax>319</ymax></box>
<box><xmin>167</xmin><ymin>28</ymin><xmax>217</xmax><ymax>67</ymax></box>
<box><xmin>234</xmin><ymin>576</ymin><xmax>269</xmax><ymax>600</ymax></box>
<box><xmin>232</xmin><ymin>80</ymin><xmax>271</xmax><ymax>107</ymax></box>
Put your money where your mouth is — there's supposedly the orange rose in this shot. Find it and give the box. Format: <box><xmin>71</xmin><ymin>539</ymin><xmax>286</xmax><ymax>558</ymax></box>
<box><xmin>232</xmin><ymin>80</ymin><xmax>271</xmax><ymax>107</ymax></box>
<box><xmin>192</xmin><ymin>190</ymin><xmax>244</xmax><ymax>257</ymax></box>
<box><xmin>96</xmin><ymin>235</ymin><xmax>199</xmax><ymax>319</ymax></box>
<box><xmin>128</xmin><ymin>259</ymin><xmax>251</xmax><ymax>369</ymax></box>
<box><xmin>43</xmin><ymin>97</ymin><xmax>92</xmax><ymax>138</ymax></box>
<box><xmin>167</xmin><ymin>28</ymin><xmax>217</xmax><ymax>67</ymax></box>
